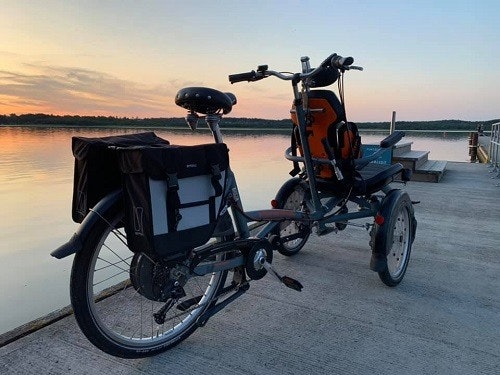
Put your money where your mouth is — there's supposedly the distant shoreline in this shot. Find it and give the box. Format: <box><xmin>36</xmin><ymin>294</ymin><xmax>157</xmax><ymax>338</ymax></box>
<box><xmin>0</xmin><ymin>123</ymin><xmax>485</xmax><ymax>134</ymax></box>
<box><xmin>1</xmin><ymin>114</ymin><xmax>498</xmax><ymax>132</ymax></box>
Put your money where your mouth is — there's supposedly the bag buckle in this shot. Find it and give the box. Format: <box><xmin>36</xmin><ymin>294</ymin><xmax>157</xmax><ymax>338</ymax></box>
<box><xmin>211</xmin><ymin>164</ymin><xmax>221</xmax><ymax>180</ymax></box>
<box><xmin>167</xmin><ymin>173</ymin><xmax>179</xmax><ymax>191</ymax></box>
<box><xmin>210</xmin><ymin>164</ymin><xmax>223</xmax><ymax>196</ymax></box>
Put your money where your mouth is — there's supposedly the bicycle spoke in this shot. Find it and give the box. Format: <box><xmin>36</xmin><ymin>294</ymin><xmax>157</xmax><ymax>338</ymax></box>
<box><xmin>95</xmin><ymin>256</ymin><xmax>131</xmax><ymax>273</ymax></box>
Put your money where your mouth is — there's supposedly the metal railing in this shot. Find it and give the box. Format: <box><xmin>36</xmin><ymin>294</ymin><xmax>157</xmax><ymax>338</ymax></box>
<box><xmin>488</xmin><ymin>122</ymin><xmax>500</xmax><ymax>186</ymax></box>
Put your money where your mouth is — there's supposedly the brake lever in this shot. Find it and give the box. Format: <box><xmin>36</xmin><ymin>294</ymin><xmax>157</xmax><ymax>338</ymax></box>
<box><xmin>347</xmin><ymin>65</ymin><xmax>364</xmax><ymax>71</ymax></box>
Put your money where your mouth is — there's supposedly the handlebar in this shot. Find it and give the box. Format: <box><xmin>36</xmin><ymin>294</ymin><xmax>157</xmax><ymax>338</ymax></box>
<box><xmin>229</xmin><ymin>69</ymin><xmax>294</xmax><ymax>84</ymax></box>
<box><xmin>228</xmin><ymin>71</ymin><xmax>258</xmax><ymax>83</ymax></box>
<box><xmin>229</xmin><ymin>52</ymin><xmax>363</xmax><ymax>85</ymax></box>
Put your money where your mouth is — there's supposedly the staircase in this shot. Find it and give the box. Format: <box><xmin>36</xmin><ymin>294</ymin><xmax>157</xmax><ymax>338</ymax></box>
<box><xmin>393</xmin><ymin>142</ymin><xmax>447</xmax><ymax>182</ymax></box>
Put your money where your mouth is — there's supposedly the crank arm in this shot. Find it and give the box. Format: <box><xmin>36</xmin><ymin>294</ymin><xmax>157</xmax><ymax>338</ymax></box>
<box><xmin>263</xmin><ymin>261</ymin><xmax>303</xmax><ymax>292</ymax></box>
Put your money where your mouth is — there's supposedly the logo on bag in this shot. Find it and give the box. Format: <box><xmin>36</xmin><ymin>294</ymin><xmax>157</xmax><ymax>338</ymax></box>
<box><xmin>133</xmin><ymin>207</ymin><xmax>144</xmax><ymax>235</ymax></box>
<box><xmin>186</xmin><ymin>163</ymin><xmax>198</xmax><ymax>168</ymax></box>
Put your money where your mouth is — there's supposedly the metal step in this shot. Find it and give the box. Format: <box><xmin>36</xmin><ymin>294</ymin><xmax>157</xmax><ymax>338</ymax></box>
<box><xmin>412</xmin><ymin>160</ymin><xmax>448</xmax><ymax>182</ymax></box>
<box><xmin>393</xmin><ymin>150</ymin><xmax>430</xmax><ymax>170</ymax></box>
<box><xmin>392</xmin><ymin>141</ymin><xmax>413</xmax><ymax>156</ymax></box>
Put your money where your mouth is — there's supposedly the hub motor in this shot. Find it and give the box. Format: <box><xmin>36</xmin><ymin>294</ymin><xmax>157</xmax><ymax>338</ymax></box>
<box><xmin>130</xmin><ymin>252</ymin><xmax>187</xmax><ymax>302</ymax></box>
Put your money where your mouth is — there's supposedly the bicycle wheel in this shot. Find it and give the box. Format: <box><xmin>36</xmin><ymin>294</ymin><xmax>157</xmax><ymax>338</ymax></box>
<box><xmin>70</xmin><ymin>209</ymin><xmax>228</xmax><ymax>358</ymax></box>
<box><xmin>371</xmin><ymin>191</ymin><xmax>415</xmax><ymax>287</ymax></box>
<box><xmin>274</xmin><ymin>179</ymin><xmax>312</xmax><ymax>256</ymax></box>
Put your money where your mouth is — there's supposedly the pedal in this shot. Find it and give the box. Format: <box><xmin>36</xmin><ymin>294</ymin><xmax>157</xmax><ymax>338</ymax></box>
<box><xmin>263</xmin><ymin>261</ymin><xmax>303</xmax><ymax>292</ymax></box>
<box><xmin>281</xmin><ymin>276</ymin><xmax>303</xmax><ymax>292</ymax></box>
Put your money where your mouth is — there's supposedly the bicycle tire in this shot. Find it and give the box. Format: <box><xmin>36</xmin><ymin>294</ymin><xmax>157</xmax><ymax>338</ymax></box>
<box><xmin>371</xmin><ymin>190</ymin><xmax>416</xmax><ymax>287</ymax></box>
<box><xmin>70</xmin><ymin>208</ymin><xmax>228</xmax><ymax>358</ymax></box>
<box><xmin>273</xmin><ymin>178</ymin><xmax>312</xmax><ymax>256</ymax></box>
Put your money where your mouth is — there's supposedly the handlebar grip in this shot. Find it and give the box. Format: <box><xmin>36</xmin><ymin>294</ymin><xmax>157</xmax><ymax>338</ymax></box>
<box><xmin>331</xmin><ymin>55</ymin><xmax>354</xmax><ymax>69</ymax></box>
<box><xmin>228</xmin><ymin>71</ymin><xmax>257</xmax><ymax>84</ymax></box>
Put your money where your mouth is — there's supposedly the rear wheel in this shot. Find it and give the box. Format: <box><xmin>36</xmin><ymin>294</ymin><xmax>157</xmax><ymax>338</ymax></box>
<box><xmin>273</xmin><ymin>179</ymin><xmax>312</xmax><ymax>256</ymax></box>
<box><xmin>371</xmin><ymin>191</ymin><xmax>415</xmax><ymax>287</ymax></box>
<box><xmin>70</xmin><ymin>209</ymin><xmax>228</xmax><ymax>358</ymax></box>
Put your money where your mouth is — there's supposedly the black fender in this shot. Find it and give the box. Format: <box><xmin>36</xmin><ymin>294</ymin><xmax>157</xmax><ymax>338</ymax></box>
<box><xmin>51</xmin><ymin>190</ymin><xmax>123</xmax><ymax>259</ymax></box>
<box><xmin>370</xmin><ymin>189</ymin><xmax>417</xmax><ymax>272</ymax></box>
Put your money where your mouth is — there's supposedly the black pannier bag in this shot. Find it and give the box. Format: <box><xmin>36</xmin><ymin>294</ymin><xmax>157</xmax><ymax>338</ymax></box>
<box><xmin>118</xmin><ymin>143</ymin><xmax>230</xmax><ymax>260</ymax></box>
<box><xmin>71</xmin><ymin>132</ymin><xmax>169</xmax><ymax>223</ymax></box>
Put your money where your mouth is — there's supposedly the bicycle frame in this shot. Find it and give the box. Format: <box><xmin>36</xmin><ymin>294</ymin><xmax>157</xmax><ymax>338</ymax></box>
<box><xmin>189</xmin><ymin>100</ymin><xmax>386</xmax><ymax>280</ymax></box>
<box><xmin>200</xmin><ymin>83</ymin><xmax>384</xmax><ymax>245</ymax></box>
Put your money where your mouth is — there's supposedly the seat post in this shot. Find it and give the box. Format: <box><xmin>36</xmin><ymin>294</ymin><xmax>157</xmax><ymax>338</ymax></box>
<box><xmin>205</xmin><ymin>114</ymin><xmax>224</xmax><ymax>144</ymax></box>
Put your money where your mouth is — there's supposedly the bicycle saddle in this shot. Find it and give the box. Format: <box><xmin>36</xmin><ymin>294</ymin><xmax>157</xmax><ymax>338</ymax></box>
<box><xmin>175</xmin><ymin>87</ymin><xmax>237</xmax><ymax>115</ymax></box>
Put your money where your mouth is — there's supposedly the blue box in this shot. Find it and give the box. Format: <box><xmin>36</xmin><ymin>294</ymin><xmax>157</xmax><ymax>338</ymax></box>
<box><xmin>361</xmin><ymin>144</ymin><xmax>393</xmax><ymax>165</ymax></box>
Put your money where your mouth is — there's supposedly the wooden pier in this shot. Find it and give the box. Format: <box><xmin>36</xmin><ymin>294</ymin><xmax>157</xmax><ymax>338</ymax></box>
<box><xmin>1</xmin><ymin>162</ymin><xmax>499</xmax><ymax>374</ymax></box>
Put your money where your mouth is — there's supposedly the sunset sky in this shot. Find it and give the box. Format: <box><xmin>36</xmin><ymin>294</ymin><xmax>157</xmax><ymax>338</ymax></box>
<box><xmin>0</xmin><ymin>0</ymin><xmax>498</xmax><ymax>122</ymax></box>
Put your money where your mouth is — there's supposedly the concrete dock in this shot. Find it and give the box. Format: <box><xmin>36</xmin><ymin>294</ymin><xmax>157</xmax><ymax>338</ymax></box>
<box><xmin>1</xmin><ymin>162</ymin><xmax>499</xmax><ymax>374</ymax></box>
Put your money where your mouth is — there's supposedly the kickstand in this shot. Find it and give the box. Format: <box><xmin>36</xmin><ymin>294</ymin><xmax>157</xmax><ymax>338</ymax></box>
<box><xmin>263</xmin><ymin>261</ymin><xmax>303</xmax><ymax>292</ymax></box>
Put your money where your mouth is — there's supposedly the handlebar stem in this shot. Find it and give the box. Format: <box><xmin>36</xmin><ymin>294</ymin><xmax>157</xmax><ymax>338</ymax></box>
<box><xmin>301</xmin><ymin>56</ymin><xmax>311</xmax><ymax>74</ymax></box>
<box><xmin>227</xmin><ymin>53</ymin><xmax>363</xmax><ymax>214</ymax></box>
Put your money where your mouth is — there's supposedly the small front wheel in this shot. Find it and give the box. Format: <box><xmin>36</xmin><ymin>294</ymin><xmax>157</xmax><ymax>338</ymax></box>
<box><xmin>371</xmin><ymin>190</ymin><xmax>416</xmax><ymax>287</ymax></box>
<box><xmin>273</xmin><ymin>178</ymin><xmax>312</xmax><ymax>256</ymax></box>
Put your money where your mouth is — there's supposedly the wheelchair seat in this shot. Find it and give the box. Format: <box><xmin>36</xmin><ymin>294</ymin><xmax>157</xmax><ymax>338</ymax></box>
<box><xmin>316</xmin><ymin>162</ymin><xmax>403</xmax><ymax>196</ymax></box>
<box><xmin>354</xmin><ymin>163</ymin><xmax>403</xmax><ymax>194</ymax></box>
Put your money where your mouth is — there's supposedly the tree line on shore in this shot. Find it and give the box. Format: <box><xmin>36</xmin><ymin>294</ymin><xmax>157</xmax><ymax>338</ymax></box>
<box><xmin>1</xmin><ymin>113</ymin><xmax>498</xmax><ymax>131</ymax></box>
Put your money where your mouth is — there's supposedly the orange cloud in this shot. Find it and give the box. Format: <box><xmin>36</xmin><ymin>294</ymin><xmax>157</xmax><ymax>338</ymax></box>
<box><xmin>0</xmin><ymin>65</ymin><xmax>196</xmax><ymax>118</ymax></box>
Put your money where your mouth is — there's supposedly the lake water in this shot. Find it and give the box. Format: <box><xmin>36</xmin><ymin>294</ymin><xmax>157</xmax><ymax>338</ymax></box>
<box><xmin>0</xmin><ymin>126</ymin><xmax>471</xmax><ymax>334</ymax></box>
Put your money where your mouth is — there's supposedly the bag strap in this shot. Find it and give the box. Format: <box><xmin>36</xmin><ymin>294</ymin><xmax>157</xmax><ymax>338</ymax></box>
<box><xmin>210</xmin><ymin>164</ymin><xmax>224</xmax><ymax>196</ymax></box>
<box><xmin>158</xmin><ymin>150</ymin><xmax>182</xmax><ymax>232</ymax></box>
<box><xmin>204</xmin><ymin>145</ymin><xmax>226</xmax><ymax>197</ymax></box>
<box><xmin>165</xmin><ymin>173</ymin><xmax>182</xmax><ymax>232</ymax></box>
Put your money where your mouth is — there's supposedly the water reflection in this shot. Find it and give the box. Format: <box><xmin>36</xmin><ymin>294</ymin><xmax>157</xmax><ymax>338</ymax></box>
<box><xmin>0</xmin><ymin>126</ymin><xmax>470</xmax><ymax>333</ymax></box>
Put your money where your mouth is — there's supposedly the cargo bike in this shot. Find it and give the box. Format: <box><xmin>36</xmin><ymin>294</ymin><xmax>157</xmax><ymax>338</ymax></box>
<box><xmin>52</xmin><ymin>53</ymin><xmax>417</xmax><ymax>358</ymax></box>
